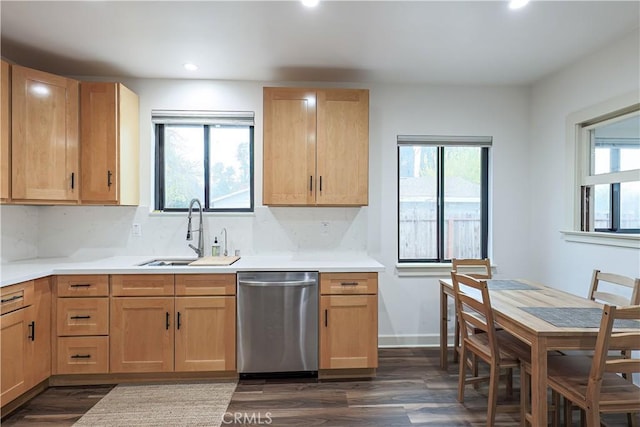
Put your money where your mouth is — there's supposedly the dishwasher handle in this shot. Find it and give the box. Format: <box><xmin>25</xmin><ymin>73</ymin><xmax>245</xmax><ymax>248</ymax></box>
<box><xmin>238</xmin><ymin>280</ymin><xmax>316</xmax><ymax>287</ymax></box>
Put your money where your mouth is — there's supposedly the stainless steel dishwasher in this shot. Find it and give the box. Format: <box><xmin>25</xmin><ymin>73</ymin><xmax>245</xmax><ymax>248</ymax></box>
<box><xmin>237</xmin><ymin>271</ymin><xmax>318</xmax><ymax>376</ymax></box>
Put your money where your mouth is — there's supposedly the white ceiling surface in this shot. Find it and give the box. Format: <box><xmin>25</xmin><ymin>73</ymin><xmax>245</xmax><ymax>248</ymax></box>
<box><xmin>1</xmin><ymin>1</ymin><xmax>639</xmax><ymax>85</ymax></box>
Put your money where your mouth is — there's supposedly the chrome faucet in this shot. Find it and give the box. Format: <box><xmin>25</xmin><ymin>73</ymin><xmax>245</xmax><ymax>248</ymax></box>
<box><xmin>186</xmin><ymin>198</ymin><xmax>204</xmax><ymax>258</ymax></box>
<box><xmin>221</xmin><ymin>227</ymin><xmax>228</xmax><ymax>256</ymax></box>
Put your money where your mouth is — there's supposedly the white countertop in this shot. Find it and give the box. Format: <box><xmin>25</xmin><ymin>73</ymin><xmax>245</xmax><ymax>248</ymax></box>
<box><xmin>0</xmin><ymin>254</ymin><xmax>385</xmax><ymax>287</ymax></box>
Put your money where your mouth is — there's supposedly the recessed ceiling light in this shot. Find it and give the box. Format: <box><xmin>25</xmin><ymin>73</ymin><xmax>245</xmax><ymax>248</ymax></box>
<box><xmin>183</xmin><ymin>63</ymin><xmax>198</xmax><ymax>71</ymax></box>
<box><xmin>509</xmin><ymin>0</ymin><xmax>529</xmax><ymax>10</ymax></box>
<box><xmin>301</xmin><ymin>0</ymin><xmax>319</xmax><ymax>7</ymax></box>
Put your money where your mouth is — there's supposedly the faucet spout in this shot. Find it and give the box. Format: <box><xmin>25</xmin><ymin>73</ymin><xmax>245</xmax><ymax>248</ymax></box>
<box><xmin>221</xmin><ymin>227</ymin><xmax>228</xmax><ymax>257</ymax></box>
<box><xmin>187</xmin><ymin>198</ymin><xmax>204</xmax><ymax>258</ymax></box>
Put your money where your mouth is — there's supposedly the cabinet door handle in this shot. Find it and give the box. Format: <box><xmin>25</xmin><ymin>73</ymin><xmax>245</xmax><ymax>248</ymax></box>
<box><xmin>107</xmin><ymin>170</ymin><xmax>113</xmax><ymax>187</ymax></box>
<box><xmin>71</xmin><ymin>354</ymin><xmax>91</xmax><ymax>359</ymax></box>
<box><xmin>309</xmin><ymin>176</ymin><xmax>313</xmax><ymax>192</ymax></box>
<box><xmin>71</xmin><ymin>172</ymin><xmax>75</xmax><ymax>190</ymax></box>
<box><xmin>319</xmin><ymin>176</ymin><xmax>323</xmax><ymax>192</ymax></box>
<box><xmin>1</xmin><ymin>295</ymin><xmax>22</xmax><ymax>304</ymax></box>
<box><xmin>341</xmin><ymin>282</ymin><xmax>359</xmax><ymax>286</ymax></box>
<box><xmin>70</xmin><ymin>283</ymin><xmax>92</xmax><ymax>288</ymax></box>
<box><xmin>177</xmin><ymin>312</ymin><xmax>181</xmax><ymax>330</ymax></box>
<box><xmin>166</xmin><ymin>312</ymin><xmax>170</xmax><ymax>330</ymax></box>
<box><xmin>70</xmin><ymin>315</ymin><xmax>91</xmax><ymax>320</ymax></box>
<box><xmin>324</xmin><ymin>309</ymin><xmax>328</xmax><ymax>327</ymax></box>
<box><xmin>28</xmin><ymin>321</ymin><xmax>35</xmax><ymax>341</ymax></box>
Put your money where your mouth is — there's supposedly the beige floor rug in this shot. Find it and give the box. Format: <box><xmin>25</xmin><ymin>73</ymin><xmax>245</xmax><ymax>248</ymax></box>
<box><xmin>73</xmin><ymin>381</ymin><xmax>237</xmax><ymax>427</ymax></box>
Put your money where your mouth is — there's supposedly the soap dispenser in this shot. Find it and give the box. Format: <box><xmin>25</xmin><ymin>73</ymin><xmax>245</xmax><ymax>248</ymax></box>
<box><xmin>211</xmin><ymin>236</ymin><xmax>221</xmax><ymax>256</ymax></box>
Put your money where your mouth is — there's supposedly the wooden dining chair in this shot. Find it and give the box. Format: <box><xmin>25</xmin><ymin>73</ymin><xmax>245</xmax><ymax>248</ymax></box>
<box><xmin>546</xmin><ymin>304</ymin><xmax>640</xmax><ymax>427</ymax></box>
<box><xmin>451</xmin><ymin>271</ymin><xmax>524</xmax><ymax>426</ymax></box>
<box><xmin>589</xmin><ymin>269</ymin><xmax>640</xmax><ymax>306</ymax></box>
<box><xmin>451</xmin><ymin>258</ymin><xmax>492</xmax><ymax>367</ymax></box>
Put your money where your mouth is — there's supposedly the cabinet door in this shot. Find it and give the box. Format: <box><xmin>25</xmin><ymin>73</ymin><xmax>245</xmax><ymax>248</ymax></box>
<box><xmin>29</xmin><ymin>277</ymin><xmax>51</xmax><ymax>387</ymax></box>
<box><xmin>316</xmin><ymin>89</ymin><xmax>369</xmax><ymax>206</ymax></box>
<box><xmin>80</xmin><ymin>82</ymin><xmax>118</xmax><ymax>203</ymax></box>
<box><xmin>110</xmin><ymin>297</ymin><xmax>174</xmax><ymax>373</ymax></box>
<box><xmin>320</xmin><ymin>294</ymin><xmax>378</xmax><ymax>369</ymax></box>
<box><xmin>11</xmin><ymin>65</ymin><xmax>79</xmax><ymax>202</ymax></box>
<box><xmin>263</xmin><ymin>87</ymin><xmax>317</xmax><ymax>205</ymax></box>
<box><xmin>1</xmin><ymin>307</ymin><xmax>30</xmax><ymax>404</ymax></box>
<box><xmin>175</xmin><ymin>297</ymin><xmax>235</xmax><ymax>372</ymax></box>
<box><xmin>1</xmin><ymin>60</ymin><xmax>10</xmax><ymax>201</ymax></box>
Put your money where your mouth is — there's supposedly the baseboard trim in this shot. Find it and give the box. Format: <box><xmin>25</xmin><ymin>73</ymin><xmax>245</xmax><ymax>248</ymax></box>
<box><xmin>378</xmin><ymin>333</ymin><xmax>454</xmax><ymax>348</ymax></box>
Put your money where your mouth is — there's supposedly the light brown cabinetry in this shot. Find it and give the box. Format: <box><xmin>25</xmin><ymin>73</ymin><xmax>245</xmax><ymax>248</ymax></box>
<box><xmin>80</xmin><ymin>82</ymin><xmax>139</xmax><ymax>205</ymax></box>
<box><xmin>319</xmin><ymin>273</ymin><xmax>378</xmax><ymax>370</ymax></box>
<box><xmin>1</xmin><ymin>278</ymin><xmax>50</xmax><ymax>406</ymax></box>
<box><xmin>54</xmin><ymin>275</ymin><xmax>109</xmax><ymax>375</ymax></box>
<box><xmin>110</xmin><ymin>274</ymin><xmax>236</xmax><ymax>374</ymax></box>
<box><xmin>11</xmin><ymin>64</ymin><xmax>79</xmax><ymax>203</ymax></box>
<box><xmin>1</xmin><ymin>60</ymin><xmax>10</xmax><ymax>202</ymax></box>
<box><xmin>263</xmin><ymin>87</ymin><xmax>369</xmax><ymax>206</ymax></box>
<box><xmin>174</xmin><ymin>275</ymin><xmax>236</xmax><ymax>372</ymax></box>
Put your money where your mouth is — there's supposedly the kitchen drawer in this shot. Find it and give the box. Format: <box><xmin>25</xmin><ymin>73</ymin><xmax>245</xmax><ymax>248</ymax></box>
<box><xmin>111</xmin><ymin>275</ymin><xmax>175</xmax><ymax>296</ymax></box>
<box><xmin>56</xmin><ymin>336</ymin><xmax>109</xmax><ymax>374</ymax></box>
<box><xmin>320</xmin><ymin>273</ymin><xmax>378</xmax><ymax>295</ymax></box>
<box><xmin>57</xmin><ymin>297</ymin><xmax>109</xmax><ymax>336</ymax></box>
<box><xmin>1</xmin><ymin>280</ymin><xmax>34</xmax><ymax>315</ymax></box>
<box><xmin>56</xmin><ymin>275</ymin><xmax>109</xmax><ymax>297</ymax></box>
<box><xmin>175</xmin><ymin>274</ymin><xmax>236</xmax><ymax>296</ymax></box>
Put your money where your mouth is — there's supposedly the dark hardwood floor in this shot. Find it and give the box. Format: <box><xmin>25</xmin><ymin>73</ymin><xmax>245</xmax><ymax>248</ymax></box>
<box><xmin>2</xmin><ymin>348</ymin><xmax>636</xmax><ymax>426</ymax></box>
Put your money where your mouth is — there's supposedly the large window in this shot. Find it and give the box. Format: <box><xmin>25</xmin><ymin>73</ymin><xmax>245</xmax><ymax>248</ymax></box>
<box><xmin>154</xmin><ymin>111</ymin><xmax>254</xmax><ymax>212</ymax></box>
<box><xmin>580</xmin><ymin>110</ymin><xmax>639</xmax><ymax>233</ymax></box>
<box><xmin>398</xmin><ymin>135</ymin><xmax>490</xmax><ymax>263</ymax></box>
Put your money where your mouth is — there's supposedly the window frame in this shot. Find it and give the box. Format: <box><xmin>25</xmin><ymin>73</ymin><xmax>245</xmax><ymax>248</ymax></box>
<box><xmin>154</xmin><ymin>122</ymin><xmax>255</xmax><ymax>213</ymax></box>
<box><xmin>578</xmin><ymin>109</ymin><xmax>639</xmax><ymax>234</ymax></box>
<box><xmin>396</xmin><ymin>137</ymin><xmax>490</xmax><ymax>264</ymax></box>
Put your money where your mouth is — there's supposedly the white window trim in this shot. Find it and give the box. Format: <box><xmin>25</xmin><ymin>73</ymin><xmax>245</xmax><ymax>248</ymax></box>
<box><xmin>562</xmin><ymin>90</ymin><xmax>640</xmax><ymax>248</ymax></box>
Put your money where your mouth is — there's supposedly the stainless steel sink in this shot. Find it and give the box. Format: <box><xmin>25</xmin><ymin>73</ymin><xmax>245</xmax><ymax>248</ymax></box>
<box><xmin>138</xmin><ymin>259</ymin><xmax>196</xmax><ymax>267</ymax></box>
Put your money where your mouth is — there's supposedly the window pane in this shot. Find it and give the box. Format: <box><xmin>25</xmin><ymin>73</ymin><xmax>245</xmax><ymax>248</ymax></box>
<box><xmin>620</xmin><ymin>181</ymin><xmax>640</xmax><ymax>229</ymax></box>
<box><xmin>443</xmin><ymin>147</ymin><xmax>481</xmax><ymax>259</ymax></box>
<box><xmin>398</xmin><ymin>146</ymin><xmax>437</xmax><ymax>259</ymax></box>
<box><xmin>164</xmin><ymin>125</ymin><xmax>204</xmax><ymax>208</ymax></box>
<box><xmin>208</xmin><ymin>126</ymin><xmax>251</xmax><ymax>209</ymax></box>
<box><xmin>591</xmin><ymin>114</ymin><xmax>640</xmax><ymax>175</ymax></box>
<box><xmin>593</xmin><ymin>184</ymin><xmax>611</xmax><ymax>229</ymax></box>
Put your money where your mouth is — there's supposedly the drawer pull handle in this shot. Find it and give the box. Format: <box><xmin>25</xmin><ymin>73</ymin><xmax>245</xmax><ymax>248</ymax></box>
<box><xmin>71</xmin><ymin>354</ymin><xmax>91</xmax><ymax>359</ymax></box>
<box><xmin>1</xmin><ymin>295</ymin><xmax>23</xmax><ymax>303</ymax></box>
<box><xmin>70</xmin><ymin>315</ymin><xmax>91</xmax><ymax>320</ymax></box>
<box><xmin>70</xmin><ymin>284</ymin><xmax>92</xmax><ymax>288</ymax></box>
<box><xmin>340</xmin><ymin>282</ymin><xmax>359</xmax><ymax>286</ymax></box>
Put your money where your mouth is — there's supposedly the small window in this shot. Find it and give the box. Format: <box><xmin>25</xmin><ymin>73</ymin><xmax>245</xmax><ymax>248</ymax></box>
<box><xmin>154</xmin><ymin>111</ymin><xmax>254</xmax><ymax>212</ymax></box>
<box><xmin>397</xmin><ymin>135</ymin><xmax>490</xmax><ymax>263</ymax></box>
<box><xmin>580</xmin><ymin>111</ymin><xmax>639</xmax><ymax>233</ymax></box>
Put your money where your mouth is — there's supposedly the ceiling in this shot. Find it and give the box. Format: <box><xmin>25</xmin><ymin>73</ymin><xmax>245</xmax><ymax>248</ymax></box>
<box><xmin>1</xmin><ymin>1</ymin><xmax>639</xmax><ymax>85</ymax></box>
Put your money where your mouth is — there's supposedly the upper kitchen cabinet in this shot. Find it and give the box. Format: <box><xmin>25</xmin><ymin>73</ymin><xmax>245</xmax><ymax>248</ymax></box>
<box><xmin>11</xmin><ymin>65</ymin><xmax>79</xmax><ymax>203</ymax></box>
<box><xmin>80</xmin><ymin>82</ymin><xmax>139</xmax><ymax>205</ymax></box>
<box><xmin>1</xmin><ymin>60</ymin><xmax>10</xmax><ymax>202</ymax></box>
<box><xmin>263</xmin><ymin>87</ymin><xmax>369</xmax><ymax>206</ymax></box>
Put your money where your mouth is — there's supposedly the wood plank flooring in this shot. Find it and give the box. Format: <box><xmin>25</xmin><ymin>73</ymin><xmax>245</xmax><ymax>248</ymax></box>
<box><xmin>2</xmin><ymin>348</ymin><xmax>637</xmax><ymax>426</ymax></box>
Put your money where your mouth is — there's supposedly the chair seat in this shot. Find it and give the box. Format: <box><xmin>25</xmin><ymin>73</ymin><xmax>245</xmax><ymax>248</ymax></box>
<box><xmin>465</xmin><ymin>329</ymin><xmax>521</xmax><ymax>367</ymax></box>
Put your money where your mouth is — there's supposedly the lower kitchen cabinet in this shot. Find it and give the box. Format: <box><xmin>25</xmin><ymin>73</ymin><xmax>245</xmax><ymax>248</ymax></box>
<box><xmin>319</xmin><ymin>273</ymin><xmax>378</xmax><ymax>370</ymax></box>
<box><xmin>174</xmin><ymin>296</ymin><xmax>235</xmax><ymax>372</ymax></box>
<box><xmin>57</xmin><ymin>336</ymin><xmax>109</xmax><ymax>374</ymax></box>
<box><xmin>110</xmin><ymin>297</ymin><xmax>175</xmax><ymax>373</ymax></box>
<box><xmin>1</xmin><ymin>278</ymin><xmax>51</xmax><ymax>407</ymax></box>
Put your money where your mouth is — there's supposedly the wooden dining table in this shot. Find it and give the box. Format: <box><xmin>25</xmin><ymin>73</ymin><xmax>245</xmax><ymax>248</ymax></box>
<box><xmin>439</xmin><ymin>277</ymin><xmax>611</xmax><ymax>426</ymax></box>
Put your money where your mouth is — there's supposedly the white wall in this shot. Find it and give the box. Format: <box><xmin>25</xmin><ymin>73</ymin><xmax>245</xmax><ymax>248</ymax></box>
<box><xmin>528</xmin><ymin>29</ymin><xmax>640</xmax><ymax>297</ymax></box>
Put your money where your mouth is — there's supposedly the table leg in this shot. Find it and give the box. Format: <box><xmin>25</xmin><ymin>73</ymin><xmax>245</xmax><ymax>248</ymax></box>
<box><xmin>440</xmin><ymin>283</ymin><xmax>448</xmax><ymax>370</ymax></box>
<box><xmin>530</xmin><ymin>337</ymin><xmax>549</xmax><ymax>426</ymax></box>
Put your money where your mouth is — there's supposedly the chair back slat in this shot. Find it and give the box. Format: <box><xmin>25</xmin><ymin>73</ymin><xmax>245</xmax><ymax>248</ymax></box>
<box><xmin>451</xmin><ymin>271</ymin><xmax>498</xmax><ymax>356</ymax></box>
<box><xmin>588</xmin><ymin>269</ymin><xmax>640</xmax><ymax>306</ymax></box>
<box><xmin>587</xmin><ymin>304</ymin><xmax>640</xmax><ymax>402</ymax></box>
<box><xmin>452</xmin><ymin>258</ymin><xmax>492</xmax><ymax>279</ymax></box>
